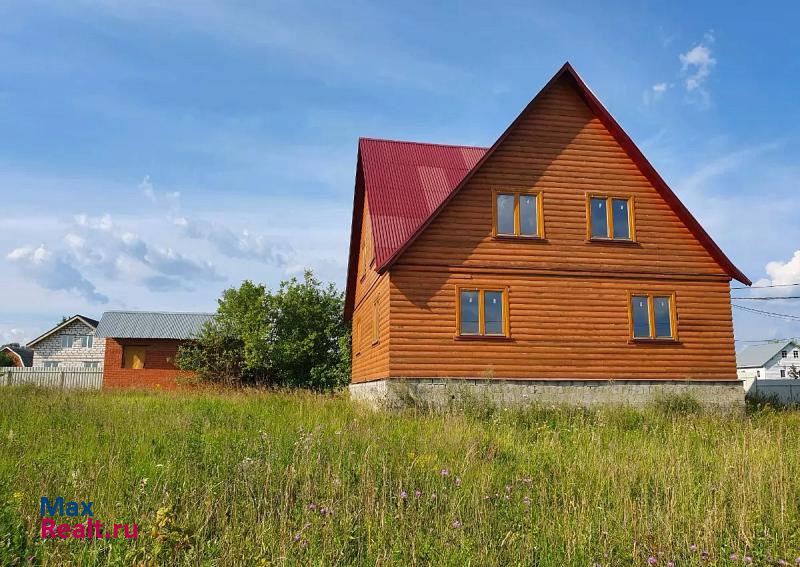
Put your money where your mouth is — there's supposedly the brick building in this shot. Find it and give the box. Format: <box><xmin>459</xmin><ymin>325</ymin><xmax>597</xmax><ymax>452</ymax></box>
<box><xmin>27</xmin><ymin>315</ymin><xmax>105</xmax><ymax>368</ymax></box>
<box><xmin>95</xmin><ymin>311</ymin><xmax>214</xmax><ymax>389</ymax></box>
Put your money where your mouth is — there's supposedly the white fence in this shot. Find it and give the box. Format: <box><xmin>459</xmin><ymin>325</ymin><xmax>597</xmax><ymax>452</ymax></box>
<box><xmin>1</xmin><ymin>368</ymin><xmax>103</xmax><ymax>390</ymax></box>
<box><xmin>744</xmin><ymin>378</ymin><xmax>800</xmax><ymax>404</ymax></box>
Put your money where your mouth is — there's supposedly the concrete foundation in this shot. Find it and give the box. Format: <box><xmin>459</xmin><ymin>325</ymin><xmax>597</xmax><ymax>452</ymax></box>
<box><xmin>349</xmin><ymin>378</ymin><xmax>744</xmax><ymax>412</ymax></box>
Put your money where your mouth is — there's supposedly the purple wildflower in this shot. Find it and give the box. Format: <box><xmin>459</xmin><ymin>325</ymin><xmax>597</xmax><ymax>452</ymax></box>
<box><xmin>744</xmin><ymin>557</ymin><xmax>753</xmax><ymax>564</ymax></box>
<box><xmin>293</xmin><ymin>533</ymin><xmax>301</xmax><ymax>542</ymax></box>
<box><xmin>778</xmin><ymin>560</ymin><xmax>787</xmax><ymax>566</ymax></box>
<box><xmin>300</xmin><ymin>539</ymin><xmax>309</xmax><ymax>548</ymax></box>
<box><xmin>307</xmin><ymin>503</ymin><xmax>317</xmax><ymax>511</ymax></box>
<box><xmin>430</xmin><ymin>493</ymin><xmax>437</xmax><ymax>500</ymax></box>
<box><xmin>700</xmin><ymin>550</ymin><xmax>709</xmax><ymax>561</ymax></box>
<box><xmin>454</xmin><ymin>477</ymin><xmax>461</xmax><ymax>487</ymax></box>
<box><xmin>319</xmin><ymin>506</ymin><xmax>329</xmax><ymax>516</ymax></box>
<box><xmin>505</xmin><ymin>485</ymin><xmax>512</xmax><ymax>492</ymax></box>
<box><xmin>399</xmin><ymin>490</ymin><xmax>408</xmax><ymax>500</ymax></box>
<box><xmin>414</xmin><ymin>489</ymin><xmax>421</xmax><ymax>498</ymax></box>
<box><xmin>795</xmin><ymin>558</ymin><xmax>800</xmax><ymax>565</ymax></box>
<box><xmin>648</xmin><ymin>557</ymin><xmax>657</xmax><ymax>566</ymax></box>
<box><xmin>730</xmin><ymin>554</ymin><xmax>738</xmax><ymax>561</ymax></box>
<box><xmin>451</xmin><ymin>520</ymin><xmax>462</xmax><ymax>529</ymax></box>
<box><xmin>690</xmin><ymin>544</ymin><xmax>698</xmax><ymax>552</ymax></box>
<box><xmin>440</xmin><ymin>468</ymin><xmax>449</xmax><ymax>476</ymax></box>
<box><xmin>667</xmin><ymin>562</ymin><xmax>675</xmax><ymax>567</ymax></box>
<box><xmin>522</xmin><ymin>496</ymin><xmax>531</xmax><ymax>506</ymax></box>
<box><xmin>521</xmin><ymin>477</ymin><xmax>532</xmax><ymax>484</ymax></box>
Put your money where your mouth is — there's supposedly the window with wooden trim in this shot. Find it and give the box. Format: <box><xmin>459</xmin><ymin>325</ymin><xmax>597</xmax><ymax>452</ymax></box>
<box><xmin>456</xmin><ymin>287</ymin><xmax>509</xmax><ymax>337</ymax></box>
<box><xmin>122</xmin><ymin>346</ymin><xmax>146</xmax><ymax>369</ymax></box>
<box><xmin>371</xmin><ymin>299</ymin><xmax>380</xmax><ymax>345</ymax></box>
<box><xmin>492</xmin><ymin>190</ymin><xmax>544</xmax><ymax>238</ymax></box>
<box><xmin>587</xmin><ymin>195</ymin><xmax>634</xmax><ymax>241</ymax></box>
<box><xmin>629</xmin><ymin>292</ymin><xmax>677</xmax><ymax>340</ymax></box>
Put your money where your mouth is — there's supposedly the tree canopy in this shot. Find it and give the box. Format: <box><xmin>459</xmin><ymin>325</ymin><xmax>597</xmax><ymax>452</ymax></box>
<box><xmin>176</xmin><ymin>271</ymin><xmax>350</xmax><ymax>390</ymax></box>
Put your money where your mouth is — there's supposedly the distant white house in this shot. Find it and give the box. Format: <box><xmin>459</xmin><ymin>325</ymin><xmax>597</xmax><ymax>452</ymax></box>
<box><xmin>27</xmin><ymin>315</ymin><xmax>105</xmax><ymax>369</ymax></box>
<box><xmin>736</xmin><ymin>340</ymin><xmax>800</xmax><ymax>381</ymax></box>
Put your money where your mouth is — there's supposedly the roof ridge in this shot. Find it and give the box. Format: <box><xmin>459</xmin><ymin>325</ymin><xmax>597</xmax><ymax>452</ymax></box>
<box><xmin>102</xmin><ymin>310</ymin><xmax>215</xmax><ymax>315</ymax></box>
<box><xmin>359</xmin><ymin>137</ymin><xmax>489</xmax><ymax>151</ymax></box>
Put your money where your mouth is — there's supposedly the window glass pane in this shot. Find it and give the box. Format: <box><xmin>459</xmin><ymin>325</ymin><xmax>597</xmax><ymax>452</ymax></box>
<box><xmin>483</xmin><ymin>291</ymin><xmax>504</xmax><ymax>335</ymax></box>
<box><xmin>496</xmin><ymin>194</ymin><xmax>515</xmax><ymax>235</ymax></box>
<box><xmin>611</xmin><ymin>199</ymin><xmax>630</xmax><ymax>239</ymax></box>
<box><xmin>631</xmin><ymin>295</ymin><xmax>651</xmax><ymax>338</ymax></box>
<box><xmin>460</xmin><ymin>290</ymin><xmax>479</xmax><ymax>334</ymax></box>
<box><xmin>653</xmin><ymin>296</ymin><xmax>672</xmax><ymax>338</ymax></box>
<box><xmin>590</xmin><ymin>197</ymin><xmax>608</xmax><ymax>238</ymax></box>
<box><xmin>61</xmin><ymin>335</ymin><xmax>73</xmax><ymax>348</ymax></box>
<box><xmin>519</xmin><ymin>194</ymin><xmax>538</xmax><ymax>236</ymax></box>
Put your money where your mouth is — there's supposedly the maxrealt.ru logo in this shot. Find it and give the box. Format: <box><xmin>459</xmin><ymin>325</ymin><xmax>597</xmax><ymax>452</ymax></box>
<box><xmin>40</xmin><ymin>497</ymin><xmax>138</xmax><ymax>540</ymax></box>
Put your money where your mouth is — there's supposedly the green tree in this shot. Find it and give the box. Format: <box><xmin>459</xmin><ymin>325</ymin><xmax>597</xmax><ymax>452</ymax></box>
<box><xmin>177</xmin><ymin>271</ymin><xmax>350</xmax><ymax>390</ymax></box>
<box><xmin>0</xmin><ymin>351</ymin><xmax>15</xmax><ymax>367</ymax></box>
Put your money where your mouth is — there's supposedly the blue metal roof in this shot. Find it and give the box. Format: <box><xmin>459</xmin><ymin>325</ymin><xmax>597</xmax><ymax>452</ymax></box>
<box><xmin>95</xmin><ymin>311</ymin><xmax>215</xmax><ymax>340</ymax></box>
<box><xmin>736</xmin><ymin>340</ymin><xmax>798</xmax><ymax>368</ymax></box>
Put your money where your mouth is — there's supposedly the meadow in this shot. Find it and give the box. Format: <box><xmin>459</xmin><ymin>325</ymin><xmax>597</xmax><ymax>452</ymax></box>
<box><xmin>0</xmin><ymin>387</ymin><xmax>799</xmax><ymax>566</ymax></box>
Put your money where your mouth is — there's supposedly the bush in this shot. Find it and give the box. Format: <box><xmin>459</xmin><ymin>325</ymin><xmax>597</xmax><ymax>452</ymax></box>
<box><xmin>176</xmin><ymin>270</ymin><xmax>350</xmax><ymax>390</ymax></box>
<box><xmin>652</xmin><ymin>392</ymin><xmax>702</xmax><ymax>415</ymax></box>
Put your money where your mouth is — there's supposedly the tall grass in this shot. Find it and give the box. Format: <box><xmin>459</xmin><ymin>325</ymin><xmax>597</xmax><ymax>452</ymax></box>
<box><xmin>0</xmin><ymin>387</ymin><xmax>799</xmax><ymax>566</ymax></box>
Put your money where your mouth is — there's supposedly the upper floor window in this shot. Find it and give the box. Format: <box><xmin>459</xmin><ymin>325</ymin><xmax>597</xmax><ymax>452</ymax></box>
<box><xmin>794</xmin><ymin>350</ymin><xmax>799</xmax><ymax>358</ymax></box>
<box><xmin>492</xmin><ymin>190</ymin><xmax>543</xmax><ymax>238</ymax></box>
<box><xmin>456</xmin><ymin>287</ymin><xmax>509</xmax><ymax>337</ymax></box>
<box><xmin>629</xmin><ymin>292</ymin><xmax>676</xmax><ymax>340</ymax></box>
<box><xmin>61</xmin><ymin>335</ymin><xmax>74</xmax><ymax>348</ymax></box>
<box><xmin>781</xmin><ymin>350</ymin><xmax>787</xmax><ymax>358</ymax></box>
<box><xmin>588</xmin><ymin>195</ymin><xmax>634</xmax><ymax>241</ymax></box>
<box><xmin>79</xmin><ymin>335</ymin><xmax>93</xmax><ymax>348</ymax></box>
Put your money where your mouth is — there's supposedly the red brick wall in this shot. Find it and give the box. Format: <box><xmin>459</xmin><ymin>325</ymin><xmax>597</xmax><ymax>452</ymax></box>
<box><xmin>102</xmin><ymin>338</ymin><xmax>195</xmax><ymax>389</ymax></box>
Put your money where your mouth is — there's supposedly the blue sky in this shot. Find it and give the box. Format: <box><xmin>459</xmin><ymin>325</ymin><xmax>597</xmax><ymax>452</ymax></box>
<box><xmin>1</xmin><ymin>1</ymin><xmax>799</xmax><ymax>346</ymax></box>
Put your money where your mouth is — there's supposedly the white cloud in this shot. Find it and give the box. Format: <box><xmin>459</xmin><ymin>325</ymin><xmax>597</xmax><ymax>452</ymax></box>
<box><xmin>752</xmin><ymin>251</ymin><xmax>800</xmax><ymax>295</ymax></box>
<box><xmin>643</xmin><ymin>82</ymin><xmax>670</xmax><ymax>106</ymax></box>
<box><xmin>6</xmin><ymin>244</ymin><xmax>109</xmax><ymax>304</ymax></box>
<box><xmin>679</xmin><ymin>32</ymin><xmax>716</xmax><ymax>102</ymax></box>
<box><xmin>175</xmin><ymin>217</ymin><xmax>293</xmax><ymax>266</ymax></box>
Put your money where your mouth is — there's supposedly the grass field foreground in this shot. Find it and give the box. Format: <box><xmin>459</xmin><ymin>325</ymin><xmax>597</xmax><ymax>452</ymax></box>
<box><xmin>1</xmin><ymin>387</ymin><xmax>799</xmax><ymax>566</ymax></box>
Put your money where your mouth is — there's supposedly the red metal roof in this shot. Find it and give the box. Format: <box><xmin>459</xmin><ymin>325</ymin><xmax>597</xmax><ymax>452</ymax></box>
<box><xmin>360</xmin><ymin>138</ymin><xmax>487</xmax><ymax>270</ymax></box>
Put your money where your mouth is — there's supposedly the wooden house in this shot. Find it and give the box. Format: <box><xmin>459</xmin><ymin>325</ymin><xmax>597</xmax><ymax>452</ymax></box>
<box><xmin>344</xmin><ymin>63</ymin><xmax>750</xmax><ymax>409</ymax></box>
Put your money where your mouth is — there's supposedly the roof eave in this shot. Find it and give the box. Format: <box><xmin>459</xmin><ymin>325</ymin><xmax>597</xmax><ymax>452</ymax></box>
<box><xmin>27</xmin><ymin>315</ymin><xmax>99</xmax><ymax>347</ymax></box>
<box><xmin>343</xmin><ymin>145</ymin><xmax>367</xmax><ymax>322</ymax></box>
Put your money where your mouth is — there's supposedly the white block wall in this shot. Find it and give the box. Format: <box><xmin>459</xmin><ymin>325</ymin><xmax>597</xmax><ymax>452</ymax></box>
<box><xmin>31</xmin><ymin>320</ymin><xmax>105</xmax><ymax>369</ymax></box>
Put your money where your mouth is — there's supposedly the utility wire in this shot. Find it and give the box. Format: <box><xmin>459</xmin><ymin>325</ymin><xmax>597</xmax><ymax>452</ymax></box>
<box><xmin>731</xmin><ymin>282</ymin><xmax>800</xmax><ymax>290</ymax></box>
<box><xmin>732</xmin><ymin>303</ymin><xmax>800</xmax><ymax>321</ymax></box>
<box><xmin>729</xmin><ymin>296</ymin><xmax>800</xmax><ymax>300</ymax></box>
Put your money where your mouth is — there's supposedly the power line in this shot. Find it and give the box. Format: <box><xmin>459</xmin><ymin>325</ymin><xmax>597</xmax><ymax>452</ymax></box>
<box><xmin>729</xmin><ymin>296</ymin><xmax>800</xmax><ymax>300</ymax></box>
<box><xmin>732</xmin><ymin>303</ymin><xmax>800</xmax><ymax>321</ymax></box>
<box><xmin>734</xmin><ymin>337</ymin><xmax>798</xmax><ymax>343</ymax></box>
<box><xmin>731</xmin><ymin>282</ymin><xmax>800</xmax><ymax>290</ymax></box>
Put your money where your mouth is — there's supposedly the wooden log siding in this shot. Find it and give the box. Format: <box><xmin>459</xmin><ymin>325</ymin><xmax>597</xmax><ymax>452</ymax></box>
<box><xmin>388</xmin><ymin>270</ymin><xmax>736</xmax><ymax>381</ymax></box>
<box><xmin>350</xmin><ymin>73</ymin><xmax>740</xmax><ymax>383</ymax></box>
<box><xmin>398</xmin><ymin>79</ymin><xmax>726</xmax><ymax>278</ymax></box>
<box><xmin>351</xmin><ymin>199</ymin><xmax>391</xmax><ymax>383</ymax></box>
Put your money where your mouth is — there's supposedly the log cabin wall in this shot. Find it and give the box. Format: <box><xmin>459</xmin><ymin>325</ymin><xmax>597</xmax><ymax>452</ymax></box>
<box><xmin>351</xmin><ymin>199</ymin><xmax>391</xmax><ymax>383</ymax></box>
<box><xmin>383</xmin><ymin>74</ymin><xmax>737</xmax><ymax>382</ymax></box>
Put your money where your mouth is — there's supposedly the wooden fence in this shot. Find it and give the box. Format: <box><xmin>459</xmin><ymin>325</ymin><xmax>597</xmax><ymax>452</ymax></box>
<box><xmin>1</xmin><ymin>367</ymin><xmax>103</xmax><ymax>390</ymax></box>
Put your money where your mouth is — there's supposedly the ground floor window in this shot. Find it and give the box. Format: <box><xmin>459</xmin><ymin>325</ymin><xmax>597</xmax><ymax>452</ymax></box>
<box><xmin>456</xmin><ymin>287</ymin><xmax>509</xmax><ymax>337</ymax></box>
<box><xmin>84</xmin><ymin>361</ymin><xmax>100</xmax><ymax>369</ymax></box>
<box><xmin>43</xmin><ymin>361</ymin><xmax>59</xmax><ymax>368</ymax></box>
<box><xmin>629</xmin><ymin>292</ymin><xmax>677</xmax><ymax>340</ymax></box>
<box><xmin>122</xmin><ymin>346</ymin><xmax>147</xmax><ymax>369</ymax></box>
